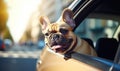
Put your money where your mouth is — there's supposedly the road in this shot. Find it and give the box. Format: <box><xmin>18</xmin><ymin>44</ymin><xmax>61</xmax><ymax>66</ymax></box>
<box><xmin>0</xmin><ymin>44</ymin><xmax>42</xmax><ymax>71</ymax></box>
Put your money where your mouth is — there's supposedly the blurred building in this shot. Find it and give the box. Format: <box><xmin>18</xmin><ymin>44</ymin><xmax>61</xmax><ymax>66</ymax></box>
<box><xmin>20</xmin><ymin>0</ymin><xmax>73</xmax><ymax>43</ymax></box>
<box><xmin>38</xmin><ymin>0</ymin><xmax>73</xmax><ymax>22</ymax></box>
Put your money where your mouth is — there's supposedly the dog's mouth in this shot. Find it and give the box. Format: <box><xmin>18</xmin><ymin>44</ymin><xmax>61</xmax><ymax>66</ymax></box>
<box><xmin>51</xmin><ymin>44</ymin><xmax>66</xmax><ymax>53</ymax></box>
<box><xmin>51</xmin><ymin>45</ymin><xmax>63</xmax><ymax>52</ymax></box>
<box><xmin>50</xmin><ymin>38</ymin><xmax>73</xmax><ymax>53</ymax></box>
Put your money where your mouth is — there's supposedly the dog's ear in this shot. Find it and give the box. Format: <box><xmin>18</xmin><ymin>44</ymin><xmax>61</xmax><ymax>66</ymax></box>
<box><xmin>62</xmin><ymin>9</ymin><xmax>76</xmax><ymax>29</ymax></box>
<box><xmin>39</xmin><ymin>16</ymin><xmax>50</xmax><ymax>31</ymax></box>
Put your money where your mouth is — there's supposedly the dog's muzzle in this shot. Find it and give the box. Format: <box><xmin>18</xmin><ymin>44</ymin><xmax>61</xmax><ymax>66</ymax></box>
<box><xmin>50</xmin><ymin>34</ymin><xmax>67</xmax><ymax>45</ymax></box>
<box><xmin>48</xmin><ymin>33</ymin><xmax>73</xmax><ymax>53</ymax></box>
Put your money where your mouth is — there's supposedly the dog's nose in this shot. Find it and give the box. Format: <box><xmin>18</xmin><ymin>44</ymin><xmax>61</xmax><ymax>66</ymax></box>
<box><xmin>50</xmin><ymin>34</ymin><xmax>61</xmax><ymax>45</ymax></box>
<box><xmin>50</xmin><ymin>34</ymin><xmax>67</xmax><ymax>45</ymax></box>
<box><xmin>53</xmin><ymin>34</ymin><xmax>60</xmax><ymax>40</ymax></box>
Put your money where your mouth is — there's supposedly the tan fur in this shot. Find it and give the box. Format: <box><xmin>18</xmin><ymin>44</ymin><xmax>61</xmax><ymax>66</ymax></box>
<box><xmin>73</xmin><ymin>36</ymin><xmax>97</xmax><ymax>56</ymax></box>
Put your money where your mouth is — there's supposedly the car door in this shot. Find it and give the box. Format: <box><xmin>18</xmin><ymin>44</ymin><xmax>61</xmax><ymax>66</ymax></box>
<box><xmin>37</xmin><ymin>0</ymin><xmax>120</xmax><ymax>71</ymax></box>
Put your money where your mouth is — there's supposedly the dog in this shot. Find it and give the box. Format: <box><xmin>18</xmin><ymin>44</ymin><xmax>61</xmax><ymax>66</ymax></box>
<box><xmin>39</xmin><ymin>8</ymin><xmax>97</xmax><ymax>59</ymax></box>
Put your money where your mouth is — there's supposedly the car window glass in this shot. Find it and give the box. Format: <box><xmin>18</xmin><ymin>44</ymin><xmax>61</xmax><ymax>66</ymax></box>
<box><xmin>74</xmin><ymin>18</ymin><xmax>119</xmax><ymax>43</ymax></box>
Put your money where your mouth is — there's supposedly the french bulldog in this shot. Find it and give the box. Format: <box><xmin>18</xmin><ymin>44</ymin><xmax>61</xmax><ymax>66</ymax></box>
<box><xmin>39</xmin><ymin>8</ymin><xmax>97</xmax><ymax>59</ymax></box>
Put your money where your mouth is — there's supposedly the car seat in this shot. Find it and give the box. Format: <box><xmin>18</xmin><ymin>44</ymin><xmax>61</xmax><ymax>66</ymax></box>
<box><xmin>95</xmin><ymin>38</ymin><xmax>119</xmax><ymax>61</ymax></box>
<box><xmin>82</xmin><ymin>38</ymin><xmax>94</xmax><ymax>48</ymax></box>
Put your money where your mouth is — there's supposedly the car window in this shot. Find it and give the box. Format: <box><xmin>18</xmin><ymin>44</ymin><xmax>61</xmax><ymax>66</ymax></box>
<box><xmin>74</xmin><ymin>18</ymin><xmax>119</xmax><ymax>43</ymax></box>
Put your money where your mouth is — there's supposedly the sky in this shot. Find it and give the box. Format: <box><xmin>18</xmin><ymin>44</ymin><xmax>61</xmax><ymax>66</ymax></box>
<box><xmin>5</xmin><ymin>0</ymin><xmax>41</xmax><ymax>43</ymax></box>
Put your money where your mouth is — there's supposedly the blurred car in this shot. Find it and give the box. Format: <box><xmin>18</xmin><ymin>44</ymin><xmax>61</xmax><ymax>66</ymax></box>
<box><xmin>4</xmin><ymin>39</ymin><xmax>12</xmax><ymax>48</ymax></box>
<box><xmin>37</xmin><ymin>40</ymin><xmax>45</xmax><ymax>49</ymax></box>
<box><xmin>37</xmin><ymin>0</ymin><xmax>120</xmax><ymax>71</ymax></box>
<box><xmin>0</xmin><ymin>39</ymin><xmax>5</xmax><ymax>51</ymax></box>
<box><xmin>23</xmin><ymin>40</ymin><xmax>35</xmax><ymax>47</ymax></box>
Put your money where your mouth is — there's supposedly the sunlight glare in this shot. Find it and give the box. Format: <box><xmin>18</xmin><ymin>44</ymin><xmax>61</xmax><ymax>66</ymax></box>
<box><xmin>5</xmin><ymin>0</ymin><xmax>41</xmax><ymax>43</ymax></box>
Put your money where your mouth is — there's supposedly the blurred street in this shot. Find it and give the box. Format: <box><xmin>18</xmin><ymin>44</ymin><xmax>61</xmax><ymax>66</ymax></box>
<box><xmin>0</xmin><ymin>44</ymin><xmax>42</xmax><ymax>58</ymax></box>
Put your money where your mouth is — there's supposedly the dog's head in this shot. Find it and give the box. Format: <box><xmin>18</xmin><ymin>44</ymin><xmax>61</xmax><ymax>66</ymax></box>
<box><xmin>39</xmin><ymin>9</ymin><xmax>76</xmax><ymax>54</ymax></box>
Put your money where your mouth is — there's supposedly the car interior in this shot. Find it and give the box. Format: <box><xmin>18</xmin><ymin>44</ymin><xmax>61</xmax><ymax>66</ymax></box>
<box><xmin>76</xmin><ymin>0</ymin><xmax>120</xmax><ymax>61</ymax></box>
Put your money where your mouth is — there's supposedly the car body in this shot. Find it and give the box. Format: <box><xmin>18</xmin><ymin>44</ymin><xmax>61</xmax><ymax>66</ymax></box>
<box><xmin>37</xmin><ymin>40</ymin><xmax>45</xmax><ymax>49</ymax></box>
<box><xmin>0</xmin><ymin>39</ymin><xmax>5</xmax><ymax>51</ymax></box>
<box><xmin>4</xmin><ymin>39</ymin><xmax>12</xmax><ymax>48</ymax></box>
<box><xmin>37</xmin><ymin>0</ymin><xmax>120</xmax><ymax>71</ymax></box>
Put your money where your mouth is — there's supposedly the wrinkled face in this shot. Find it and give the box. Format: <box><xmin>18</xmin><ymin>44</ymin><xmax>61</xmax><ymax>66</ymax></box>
<box><xmin>40</xmin><ymin>9</ymin><xmax>76</xmax><ymax>54</ymax></box>
<box><xmin>44</xmin><ymin>22</ymin><xmax>75</xmax><ymax>53</ymax></box>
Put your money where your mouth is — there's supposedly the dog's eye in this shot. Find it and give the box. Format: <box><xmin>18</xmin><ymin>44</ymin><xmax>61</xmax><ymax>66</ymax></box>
<box><xmin>60</xmin><ymin>28</ymin><xmax>68</xmax><ymax>35</ymax></box>
<box><xmin>45</xmin><ymin>33</ymin><xmax>49</xmax><ymax>36</ymax></box>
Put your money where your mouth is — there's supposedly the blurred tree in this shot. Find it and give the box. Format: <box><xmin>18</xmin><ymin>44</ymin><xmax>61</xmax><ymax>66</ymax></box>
<box><xmin>19</xmin><ymin>29</ymin><xmax>31</xmax><ymax>42</ymax></box>
<box><xmin>0</xmin><ymin>0</ymin><xmax>12</xmax><ymax>40</ymax></box>
<box><xmin>3</xmin><ymin>27</ymin><xmax>13</xmax><ymax>41</ymax></box>
<box><xmin>0</xmin><ymin>0</ymin><xmax>8</xmax><ymax>37</ymax></box>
